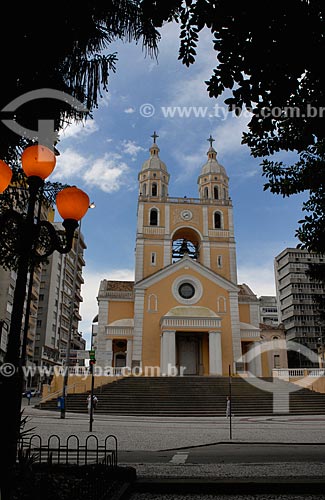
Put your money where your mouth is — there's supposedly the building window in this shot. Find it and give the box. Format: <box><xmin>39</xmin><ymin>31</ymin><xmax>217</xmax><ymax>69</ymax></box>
<box><xmin>214</xmin><ymin>211</ymin><xmax>222</xmax><ymax>229</ymax></box>
<box><xmin>151</xmin><ymin>252</ymin><xmax>156</xmax><ymax>265</ymax></box>
<box><xmin>172</xmin><ymin>275</ymin><xmax>203</xmax><ymax>305</ymax></box>
<box><xmin>204</xmin><ymin>187</ymin><xmax>209</xmax><ymax>198</ymax></box>
<box><xmin>162</xmin><ymin>185</ymin><xmax>166</xmax><ymax>197</ymax></box>
<box><xmin>274</xmin><ymin>354</ymin><xmax>280</xmax><ymax>368</ymax></box>
<box><xmin>217</xmin><ymin>255</ymin><xmax>222</xmax><ymax>268</ymax></box>
<box><xmin>178</xmin><ymin>282</ymin><xmax>195</xmax><ymax>299</ymax></box>
<box><xmin>149</xmin><ymin>208</ymin><xmax>158</xmax><ymax>226</ymax></box>
<box><xmin>214</xmin><ymin>186</ymin><xmax>219</xmax><ymax>199</ymax></box>
<box><xmin>152</xmin><ymin>183</ymin><xmax>157</xmax><ymax>196</ymax></box>
<box><xmin>143</xmin><ymin>183</ymin><xmax>147</xmax><ymax>195</ymax></box>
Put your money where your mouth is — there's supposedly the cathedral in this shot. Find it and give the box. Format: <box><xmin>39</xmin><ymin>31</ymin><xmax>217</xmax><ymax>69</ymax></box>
<box><xmin>94</xmin><ymin>134</ymin><xmax>282</xmax><ymax>377</ymax></box>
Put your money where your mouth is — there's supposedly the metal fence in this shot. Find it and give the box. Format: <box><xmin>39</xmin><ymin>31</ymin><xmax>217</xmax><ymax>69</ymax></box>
<box><xmin>18</xmin><ymin>433</ymin><xmax>118</xmax><ymax>467</ymax></box>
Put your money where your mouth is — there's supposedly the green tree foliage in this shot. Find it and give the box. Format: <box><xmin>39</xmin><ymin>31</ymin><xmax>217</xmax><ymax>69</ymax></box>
<box><xmin>174</xmin><ymin>0</ymin><xmax>325</xmax><ymax>257</ymax></box>
<box><xmin>0</xmin><ymin>0</ymin><xmax>168</xmax><ymax>162</ymax></box>
<box><xmin>1</xmin><ymin>0</ymin><xmax>325</xmax><ymax>261</ymax></box>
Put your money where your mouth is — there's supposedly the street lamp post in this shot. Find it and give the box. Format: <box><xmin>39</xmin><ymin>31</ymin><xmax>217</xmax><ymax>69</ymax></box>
<box><xmin>60</xmin><ymin>203</ymin><xmax>94</xmax><ymax>418</ymax></box>
<box><xmin>0</xmin><ymin>145</ymin><xmax>90</xmax><ymax>497</ymax></box>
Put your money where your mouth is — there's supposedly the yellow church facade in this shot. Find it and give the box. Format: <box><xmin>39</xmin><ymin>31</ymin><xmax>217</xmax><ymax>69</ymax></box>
<box><xmin>95</xmin><ymin>134</ymin><xmax>280</xmax><ymax>377</ymax></box>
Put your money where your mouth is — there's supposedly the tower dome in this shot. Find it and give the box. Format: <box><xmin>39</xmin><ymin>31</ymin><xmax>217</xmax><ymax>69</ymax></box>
<box><xmin>200</xmin><ymin>146</ymin><xmax>228</xmax><ymax>177</ymax></box>
<box><xmin>141</xmin><ymin>131</ymin><xmax>168</xmax><ymax>173</ymax></box>
<box><xmin>198</xmin><ymin>135</ymin><xmax>229</xmax><ymax>201</ymax></box>
<box><xmin>138</xmin><ymin>132</ymin><xmax>170</xmax><ymax>198</ymax></box>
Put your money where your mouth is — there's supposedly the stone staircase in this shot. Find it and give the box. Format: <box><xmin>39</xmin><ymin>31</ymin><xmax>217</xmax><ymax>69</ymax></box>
<box><xmin>37</xmin><ymin>376</ymin><xmax>325</xmax><ymax>416</ymax></box>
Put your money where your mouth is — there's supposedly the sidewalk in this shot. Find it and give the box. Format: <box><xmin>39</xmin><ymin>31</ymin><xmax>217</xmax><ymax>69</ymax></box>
<box><xmin>20</xmin><ymin>405</ymin><xmax>325</xmax><ymax>489</ymax></box>
<box><xmin>22</xmin><ymin>404</ymin><xmax>325</xmax><ymax>451</ymax></box>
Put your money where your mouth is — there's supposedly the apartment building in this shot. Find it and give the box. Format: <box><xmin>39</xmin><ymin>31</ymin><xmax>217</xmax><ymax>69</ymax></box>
<box><xmin>274</xmin><ymin>248</ymin><xmax>325</xmax><ymax>367</ymax></box>
<box><xmin>34</xmin><ymin>224</ymin><xmax>86</xmax><ymax>375</ymax></box>
<box><xmin>258</xmin><ymin>296</ymin><xmax>279</xmax><ymax>326</ymax></box>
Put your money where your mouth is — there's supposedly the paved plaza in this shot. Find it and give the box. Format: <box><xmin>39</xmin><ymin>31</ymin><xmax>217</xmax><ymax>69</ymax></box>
<box><xmin>22</xmin><ymin>401</ymin><xmax>325</xmax><ymax>481</ymax></box>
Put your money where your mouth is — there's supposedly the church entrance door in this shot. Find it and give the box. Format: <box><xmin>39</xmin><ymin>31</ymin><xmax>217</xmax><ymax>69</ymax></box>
<box><xmin>177</xmin><ymin>334</ymin><xmax>200</xmax><ymax>375</ymax></box>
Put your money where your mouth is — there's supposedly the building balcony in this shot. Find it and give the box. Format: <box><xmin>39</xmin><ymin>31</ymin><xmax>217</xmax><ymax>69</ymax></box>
<box><xmin>139</xmin><ymin>195</ymin><xmax>232</xmax><ymax>206</ymax></box>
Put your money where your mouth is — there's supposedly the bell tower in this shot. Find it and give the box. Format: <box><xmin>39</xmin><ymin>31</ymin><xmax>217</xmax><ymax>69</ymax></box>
<box><xmin>138</xmin><ymin>131</ymin><xmax>170</xmax><ymax>199</ymax></box>
<box><xmin>135</xmin><ymin>133</ymin><xmax>237</xmax><ymax>285</ymax></box>
<box><xmin>196</xmin><ymin>135</ymin><xmax>237</xmax><ymax>283</ymax></box>
<box><xmin>135</xmin><ymin>133</ymin><xmax>170</xmax><ymax>282</ymax></box>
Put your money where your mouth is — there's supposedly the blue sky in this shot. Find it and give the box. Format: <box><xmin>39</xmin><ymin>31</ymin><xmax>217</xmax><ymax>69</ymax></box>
<box><xmin>50</xmin><ymin>23</ymin><xmax>307</xmax><ymax>348</ymax></box>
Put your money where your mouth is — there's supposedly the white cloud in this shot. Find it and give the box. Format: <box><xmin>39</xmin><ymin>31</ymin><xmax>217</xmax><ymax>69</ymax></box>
<box><xmin>237</xmin><ymin>264</ymin><xmax>276</xmax><ymax>297</ymax></box>
<box><xmin>82</xmin><ymin>153</ymin><xmax>131</xmax><ymax>193</ymax></box>
<box><xmin>58</xmin><ymin>119</ymin><xmax>98</xmax><ymax>141</ymax></box>
<box><xmin>214</xmin><ymin>112</ymin><xmax>251</xmax><ymax>157</ymax></box>
<box><xmin>124</xmin><ymin>107</ymin><xmax>135</xmax><ymax>114</ymax></box>
<box><xmin>51</xmin><ymin>148</ymin><xmax>88</xmax><ymax>180</ymax></box>
<box><xmin>51</xmin><ymin>148</ymin><xmax>133</xmax><ymax>193</ymax></box>
<box><xmin>79</xmin><ymin>267</ymin><xmax>134</xmax><ymax>348</ymax></box>
<box><xmin>121</xmin><ymin>140</ymin><xmax>145</xmax><ymax>158</ymax></box>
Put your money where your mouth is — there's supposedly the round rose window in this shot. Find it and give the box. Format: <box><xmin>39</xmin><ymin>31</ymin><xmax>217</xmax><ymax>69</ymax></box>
<box><xmin>178</xmin><ymin>282</ymin><xmax>195</xmax><ymax>299</ymax></box>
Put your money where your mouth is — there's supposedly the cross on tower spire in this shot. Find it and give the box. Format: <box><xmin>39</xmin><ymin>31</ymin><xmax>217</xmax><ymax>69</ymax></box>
<box><xmin>151</xmin><ymin>131</ymin><xmax>159</xmax><ymax>144</ymax></box>
<box><xmin>207</xmin><ymin>134</ymin><xmax>215</xmax><ymax>148</ymax></box>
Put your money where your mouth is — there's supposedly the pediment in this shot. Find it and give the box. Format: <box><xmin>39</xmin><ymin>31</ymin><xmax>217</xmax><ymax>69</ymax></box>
<box><xmin>134</xmin><ymin>256</ymin><xmax>239</xmax><ymax>293</ymax></box>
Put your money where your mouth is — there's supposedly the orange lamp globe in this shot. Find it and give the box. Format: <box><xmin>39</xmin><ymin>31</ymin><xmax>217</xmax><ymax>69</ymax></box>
<box><xmin>21</xmin><ymin>145</ymin><xmax>56</xmax><ymax>180</ymax></box>
<box><xmin>56</xmin><ymin>186</ymin><xmax>90</xmax><ymax>221</ymax></box>
<box><xmin>0</xmin><ymin>159</ymin><xmax>12</xmax><ymax>193</ymax></box>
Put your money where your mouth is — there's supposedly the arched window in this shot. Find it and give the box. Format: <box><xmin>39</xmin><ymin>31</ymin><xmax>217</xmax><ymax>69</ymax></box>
<box><xmin>143</xmin><ymin>183</ymin><xmax>147</xmax><ymax>195</ymax></box>
<box><xmin>204</xmin><ymin>187</ymin><xmax>209</xmax><ymax>199</ymax></box>
<box><xmin>150</xmin><ymin>208</ymin><xmax>158</xmax><ymax>226</ymax></box>
<box><xmin>152</xmin><ymin>183</ymin><xmax>157</xmax><ymax>196</ymax></box>
<box><xmin>214</xmin><ymin>211</ymin><xmax>222</xmax><ymax>229</ymax></box>
<box><xmin>214</xmin><ymin>186</ymin><xmax>219</xmax><ymax>199</ymax></box>
<box><xmin>223</xmin><ymin>188</ymin><xmax>227</xmax><ymax>199</ymax></box>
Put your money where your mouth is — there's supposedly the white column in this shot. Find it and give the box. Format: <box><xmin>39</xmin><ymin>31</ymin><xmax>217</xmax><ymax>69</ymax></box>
<box><xmin>229</xmin><ymin>290</ymin><xmax>242</xmax><ymax>363</ymax></box>
<box><xmin>106</xmin><ymin>339</ymin><xmax>113</xmax><ymax>366</ymax></box>
<box><xmin>160</xmin><ymin>330</ymin><xmax>176</xmax><ymax>375</ymax></box>
<box><xmin>132</xmin><ymin>289</ymin><xmax>145</xmax><ymax>364</ymax></box>
<box><xmin>209</xmin><ymin>331</ymin><xmax>222</xmax><ymax>375</ymax></box>
<box><xmin>202</xmin><ymin>205</ymin><xmax>208</xmax><ymax>236</ymax></box>
<box><xmin>163</xmin><ymin>240</ymin><xmax>171</xmax><ymax>267</ymax></box>
<box><xmin>135</xmin><ymin>240</ymin><xmax>144</xmax><ymax>282</ymax></box>
<box><xmin>202</xmin><ymin>241</ymin><xmax>211</xmax><ymax>267</ymax></box>
<box><xmin>126</xmin><ymin>339</ymin><xmax>133</xmax><ymax>368</ymax></box>
<box><xmin>165</xmin><ymin>204</ymin><xmax>170</xmax><ymax>234</ymax></box>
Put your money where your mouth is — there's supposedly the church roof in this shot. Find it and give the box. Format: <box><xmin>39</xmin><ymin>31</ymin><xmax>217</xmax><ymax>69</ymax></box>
<box><xmin>165</xmin><ymin>306</ymin><xmax>220</xmax><ymax>318</ymax></box>
<box><xmin>260</xmin><ymin>322</ymin><xmax>284</xmax><ymax>331</ymax></box>
<box><xmin>105</xmin><ymin>280</ymin><xmax>134</xmax><ymax>291</ymax></box>
<box><xmin>108</xmin><ymin>318</ymin><xmax>134</xmax><ymax>327</ymax></box>
<box><xmin>240</xmin><ymin>321</ymin><xmax>260</xmax><ymax>331</ymax></box>
<box><xmin>238</xmin><ymin>284</ymin><xmax>257</xmax><ymax>296</ymax></box>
